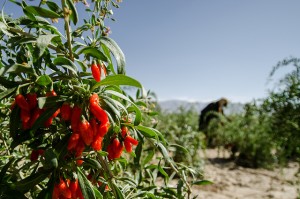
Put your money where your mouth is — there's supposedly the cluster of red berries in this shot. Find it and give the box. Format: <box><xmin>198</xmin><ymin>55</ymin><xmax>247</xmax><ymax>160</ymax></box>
<box><xmin>107</xmin><ymin>126</ymin><xmax>138</xmax><ymax>160</ymax></box>
<box><xmin>12</xmin><ymin>90</ymin><xmax>59</xmax><ymax>130</ymax></box>
<box><xmin>66</xmin><ymin>93</ymin><xmax>110</xmax><ymax>161</ymax></box>
<box><xmin>52</xmin><ymin>178</ymin><xmax>84</xmax><ymax>199</ymax></box>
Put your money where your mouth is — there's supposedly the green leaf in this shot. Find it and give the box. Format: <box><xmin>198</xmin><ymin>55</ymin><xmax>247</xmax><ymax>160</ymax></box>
<box><xmin>36</xmin><ymin>34</ymin><xmax>58</xmax><ymax>57</ymax></box>
<box><xmin>93</xmin><ymin>187</ymin><xmax>103</xmax><ymax>199</ymax></box>
<box><xmin>38</xmin><ymin>96</ymin><xmax>66</xmax><ymax>109</ymax></box>
<box><xmin>36</xmin><ymin>75</ymin><xmax>52</xmax><ymax>86</ymax></box>
<box><xmin>46</xmin><ymin>1</ymin><xmax>62</xmax><ymax>13</ymax></box>
<box><xmin>136</xmin><ymin>125</ymin><xmax>157</xmax><ymax>138</ymax></box>
<box><xmin>0</xmin><ymin>64</ymin><xmax>34</xmax><ymax>75</ymax></box>
<box><xmin>43</xmin><ymin>148</ymin><xmax>58</xmax><ymax>170</ymax></box>
<box><xmin>30</xmin><ymin>107</ymin><xmax>59</xmax><ymax>132</ymax></box>
<box><xmin>82</xmin><ymin>158</ymin><xmax>102</xmax><ymax>169</ymax></box>
<box><xmin>112</xmin><ymin>183</ymin><xmax>125</xmax><ymax>199</ymax></box>
<box><xmin>24</xmin><ymin>6</ymin><xmax>62</xmax><ymax>18</ymax></box>
<box><xmin>142</xmin><ymin>149</ymin><xmax>155</xmax><ymax>166</ymax></box>
<box><xmin>192</xmin><ymin>180</ymin><xmax>214</xmax><ymax>186</ymax></box>
<box><xmin>127</xmin><ymin>105</ymin><xmax>142</xmax><ymax>126</ymax></box>
<box><xmin>169</xmin><ymin>144</ymin><xmax>189</xmax><ymax>154</ymax></box>
<box><xmin>0</xmin><ymin>157</ymin><xmax>15</xmax><ymax>183</ymax></box>
<box><xmin>11</xmin><ymin>170</ymin><xmax>50</xmax><ymax>192</ymax></box>
<box><xmin>0</xmin><ymin>76</ymin><xmax>19</xmax><ymax>88</ymax></box>
<box><xmin>0</xmin><ymin>87</ymin><xmax>17</xmax><ymax>101</ymax></box>
<box><xmin>92</xmin><ymin>75</ymin><xmax>143</xmax><ymax>91</ymax></box>
<box><xmin>77</xmin><ymin>46</ymin><xmax>108</xmax><ymax>62</ymax></box>
<box><xmin>66</xmin><ymin>0</ymin><xmax>78</xmax><ymax>25</ymax></box>
<box><xmin>100</xmin><ymin>37</ymin><xmax>125</xmax><ymax>74</ymax></box>
<box><xmin>53</xmin><ymin>57</ymin><xmax>78</xmax><ymax>74</ymax></box>
<box><xmin>77</xmin><ymin>167</ymin><xmax>96</xmax><ymax>199</ymax></box>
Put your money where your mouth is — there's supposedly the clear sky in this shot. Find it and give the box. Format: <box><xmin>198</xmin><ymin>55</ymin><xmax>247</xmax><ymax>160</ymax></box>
<box><xmin>3</xmin><ymin>1</ymin><xmax>300</xmax><ymax>103</ymax></box>
<box><xmin>107</xmin><ymin>1</ymin><xmax>300</xmax><ymax>103</ymax></box>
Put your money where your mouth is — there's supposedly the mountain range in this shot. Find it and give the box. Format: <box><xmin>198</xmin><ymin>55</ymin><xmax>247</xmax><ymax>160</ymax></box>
<box><xmin>157</xmin><ymin>100</ymin><xmax>245</xmax><ymax>115</ymax></box>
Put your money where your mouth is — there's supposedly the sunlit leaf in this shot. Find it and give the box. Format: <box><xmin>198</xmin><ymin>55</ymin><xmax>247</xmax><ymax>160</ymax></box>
<box><xmin>53</xmin><ymin>57</ymin><xmax>78</xmax><ymax>74</ymax></box>
<box><xmin>24</xmin><ymin>6</ymin><xmax>62</xmax><ymax>18</ymax></box>
<box><xmin>77</xmin><ymin>46</ymin><xmax>108</xmax><ymax>62</ymax></box>
<box><xmin>77</xmin><ymin>167</ymin><xmax>96</xmax><ymax>199</ymax></box>
<box><xmin>36</xmin><ymin>34</ymin><xmax>58</xmax><ymax>57</ymax></box>
<box><xmin>66</xmin><ymin>0</ymin><xmax>78</xmax><ymax>25</ymax></box>
<box><xmin>92</xmin><ymin>75</ymin><xmax>143</xmax><ymax>91</ymax></box>
<box><xmin>100</xmin><ymin>37</ymin><xmax>125</xmax><ymax>74</ymax></box>
<box><xmin>36</xmin><ymin>75</ymin><xmax>52</xmax><ymax>86</ymax></box>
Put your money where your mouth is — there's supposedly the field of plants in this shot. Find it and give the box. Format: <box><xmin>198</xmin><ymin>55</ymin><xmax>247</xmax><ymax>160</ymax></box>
<box><xmin>0</xmin><ymin>0</ymin><xmax>299</xmax><ymax>198</ymax></box>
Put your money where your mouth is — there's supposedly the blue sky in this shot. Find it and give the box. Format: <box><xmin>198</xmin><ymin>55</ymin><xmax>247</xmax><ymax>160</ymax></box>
<box><xmin>3</xmin><ymin>1</ymin><xmax>300</xmax><ymax>103</ymax></box>
<box><xmin>107</xmin><ymin>1</ymin><xmax>300</xmax><ymax>103</ymax></box>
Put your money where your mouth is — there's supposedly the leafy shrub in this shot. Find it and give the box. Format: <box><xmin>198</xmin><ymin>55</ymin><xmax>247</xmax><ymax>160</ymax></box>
<box><xmin>0</xmin><ymin>1</ymin><xmax>203</xmax><ymax>198</ymax></box>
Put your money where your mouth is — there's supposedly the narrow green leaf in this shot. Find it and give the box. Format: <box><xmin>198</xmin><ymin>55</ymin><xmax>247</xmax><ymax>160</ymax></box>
<box><xmin>53</xmin><ymin>57</ymin><xmax>78</xmax><ymax>74</ymax></box>
<box><xmin>36</xmin><ymin>34</ymin><xmax>58</xmax><ymax>57</ymax></box>
<box><xmin>36</xmin><ymin>75</ymin><xmax>52</xmax><ymax>86</ymax></box>
<box><xmin>112</xmin><ymin>183</ymin><xmax>125</xmax><ymax>199</ymax></box>
<box><xmin>127</xmin><ymin>105</ymin><xmax>142</xmax><ymax>126</ymax></box>
<box><xmin>136</xmin><ymin>125</ymin><xmax>157</xmax><ymax>138</ymax></box>
<box><xmin>0</xmin><ymin>64</ymin><xmax>34</xmax><ymax>75</ymax></box>
<box><xmin>24</xmin><ymin>6</ymin><xmax>62</xmax><ymax>18</ymax></box>
<box><xmin>142</xmin><ymin>149</ymin><xmax>155</xmax><ymax>166</ymax></box>
<box><xmin>0</xmin><ymin>157</ymin><xmax>15</xmax><ymax>183</ymax></box>
<box><xmin>82</xmin><ymin>158</ymin><xmax>102</xmax><ymax>169</ymax></box>
<box><xmin>66</xmin><ymin>0</ymin><xmax>78</xmax><ymax>25</ymax></box>
<box><xmin>38</xmin><ymin>96</ymin><xmax>66</xmax><ymax>109</ymax></box>
<box><xmin>0</xmin><ymin>87</ymin><xmax>17</xmax><ymax>101</ymax></box>
<box><xmin>192</xmin><ymin>180</ymin><xmax>214</xmax><ymax>186</ymax></box>
<box><xmin>77</xmin><ymin>46</ymin><xmax>108</xmax><ymax>62</ymax></box>
<box><xmin>11</xmin><ymin>170</ymin><xmax>50</xmax><ymax>192</ymax></box>
<box><xmin>46</xmin><ymin>1</ymin><xmax>62</xmax><ymax>13</ymax></box>
<box><xmin>93</xmin><ymin>187</ymin><xmax>103</xmax><ymax>199</ymax></box>
<box><xmin>92</xmin><ymin>75</ymin><xmax>143</xmax><ymax>91</ymax></box>
<box><xmin>30</xmin><ymin>107</ymin><xmax>59</xmax><ymax>132</ymax></box>
<box><xmin>169</xmin><ymin>144</ymin><xmax>189</xmax><ymax>154</ymax></box>
<box><xmin>77</xmin><ymin>167</ymin><xmax>96</xmax><ymax>199</ymax></box>
<box><xmin>100</xmin><ymin>37</ymin><xmax>125</xmax><ymax>74</ymax></box>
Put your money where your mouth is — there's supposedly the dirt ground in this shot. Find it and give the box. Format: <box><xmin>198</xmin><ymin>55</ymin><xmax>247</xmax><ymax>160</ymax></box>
<box><xmin>192</xmin><ymin>149</ymin><xmax>300</xmax><ymax>199</ymax></box>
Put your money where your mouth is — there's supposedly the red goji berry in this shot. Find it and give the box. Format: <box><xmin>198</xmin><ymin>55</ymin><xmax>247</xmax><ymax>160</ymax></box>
<box><xmin>29</xmin><ymin>108</ymin><xmax>44</xmax><ymax>127</ymax></box>
<box><xmin>91</xmin><ymin>62</ymin><xmax>101</xmax><ymax>82</ymax></box>
<box><xmin>78</xmin><ymin>118</ymin><xmax>93</xmax><ymax>146</ymax></box>
<box><xmin>57</xmin><ymin>178</ymin><xmax>71</xmax><ymax>198</ymax></box>
<box><xmin>77</xmin><ymin>185</ymin><xmax>84</xmax><ymax>199</ymax></box>
<box><xmin>46</xmin><ymin>90</ymin><xmax>57</xmax><ymax>97</ymax></box>
<box><xmin>26</xmin><ymin>93</ymin><xmax>37</xmax><ymax>110</ymax></box>
<box><xmin>15</xmin><ymin>94</ymin><xmax>30</xmax><ymax>112</ymax></box>
<box><xmin>61</xmin><ymin>102</ymin><xmax>72</xmax><ymax>121</ymax></box>
<box><xmin>71</xmin><ymin>105</ymin><xmax>81</xmax><ymax>130</ymax></box>
<box><xmin>69</xmin><ymin>179</ymin><xmax>79</xmax><ymax>199</ymax></box>
<box><xmin>98</xmin><ymin>123</ymin><xmax>109</xmax><ymax>137</ymax></box>
<box><xmin>20</xmin><ymin>109</ymin><xmax>30</xmax><ymax>123</ymax></box>
<box><xmin>52</xmin><ymin>184</ymin><xmax>60</xmax><ymax>199</ymax></box>
<box><xmin>30</xmin><ymin>150</ymin><xmax>39</xmax><ymax>161</ymax></box>
<box><xmin>90</xmin><ymin>93</ymin><xmax>99</xmax><ymax>104</ymax></box>
<box><xmin>91</xmin><ymin>135</ymin><xmax>103</xmax><ymax>151</ymax></box>
<box><xmin>124</xmin><ymin>139</ymin><xmax>133</xmax><ymax>153</ymax></box>
<box><xmin>75</xmin><ymin>139</ymin><xmax>85</xmax><ymax>157</ymax></box>
<box><xmin>126</xmin><ymin>136</ymin><xmax>139</xmax><ymax>146</ymax></box>
<box><xmin>67</xmin><ymin>132</ymin><xmax>80</xmax><ymax>151</ymax></box>
<box><xmin>76</xmin><ymin>159</ymin><xmax>84</xmax><ymax>166</ymax></box>
<box><xmin>112</xmin><ymin>138</ymin><xmax>124</xmax><ymax>159</ymax></box>
<box><xmin>90</xmin><ymin>102</ymin><xmax>109</xmax><ymax>124</ymax></box>
<box><xmin>90</xmin><ymin>118</ymin><xmax>98</xmax><ymax>138</ymax></box>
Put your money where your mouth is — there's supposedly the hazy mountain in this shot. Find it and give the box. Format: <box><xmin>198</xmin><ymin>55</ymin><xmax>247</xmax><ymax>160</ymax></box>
<box><xmin>158</xmin><ymin>100</ymin><xmax>245</xmax><ymax>115</ymax></box>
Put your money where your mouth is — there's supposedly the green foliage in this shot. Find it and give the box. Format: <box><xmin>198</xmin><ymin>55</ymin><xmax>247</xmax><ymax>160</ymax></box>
<box><xmin>156</xmin><ymin>106</ymin><xmax>205</xmax><ymax>171</ymax></box>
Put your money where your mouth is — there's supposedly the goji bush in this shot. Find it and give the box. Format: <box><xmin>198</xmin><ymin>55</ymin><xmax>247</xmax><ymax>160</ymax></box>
<box><xmin>0</xmin><ymin>1</ymin><xmax>204</xmax><ymax>198</ymax></box>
